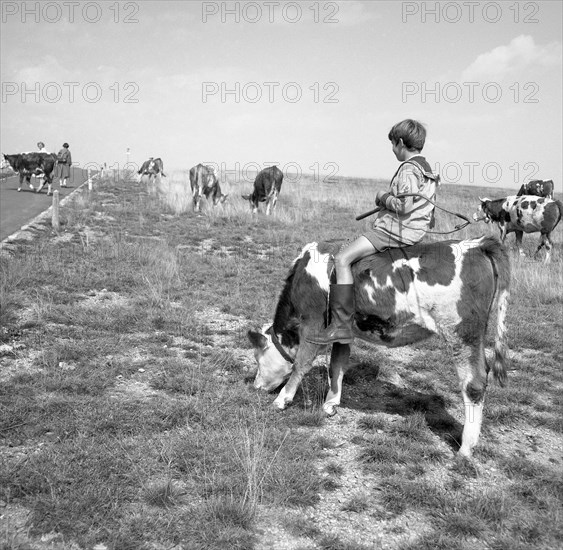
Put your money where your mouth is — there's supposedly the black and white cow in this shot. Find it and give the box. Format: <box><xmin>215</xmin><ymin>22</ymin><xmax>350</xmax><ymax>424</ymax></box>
<box><xmin>516</xmin><ymin>179</ymin><xmax>554</xmax><ymax>199</ymax></box>
<box><xmin>189</xmin><ymin>164</ymin><xmax>228</xmax><ymax>212</ymax></box>
<box><xmin>1</xmin><ymin>152</ymin><xmax>57</xmax><ymax>195</ymax></box>
<box><xmin>138</xmin><ymin>157</ymin><xmax>165</xmax><ymax>182</ymax></box>
<box><xmin>242</xmin><ymin>165</ymin><xmax>283</xmax><ymax>215</ymax></box>
<box><xmin>474</xmin><ymin>195</ymin><xmax>563</xmax><ymax>263</ymax></box>
<box><xmin>248</xmin><ymin>238</ymin><xmax>510</xmax><ymax>458</ymax></box>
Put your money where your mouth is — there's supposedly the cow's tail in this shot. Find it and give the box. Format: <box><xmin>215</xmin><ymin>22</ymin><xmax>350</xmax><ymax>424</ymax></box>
<box><xmin>480</xmin><ymin>236</ymin><xmax>510</xmax><ymax>386</ymax></box>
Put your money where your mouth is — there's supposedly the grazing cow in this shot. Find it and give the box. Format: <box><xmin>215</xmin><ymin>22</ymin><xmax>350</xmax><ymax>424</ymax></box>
<box><xmin>248</xmin><ymin>238</ymin><xmax>510</xmax><ymax>458</ymax></box>
<box><xmin>473</xmin><ymin>195</ymin><xmax>563</xmax><ymax>263</ymax></box>
<box><xmin>516</xmin><ymin>179</ymin><xmax>554</xmax><ymax>199</ymax></box>
<box><xmin>189</xmin><ymin>164</ymin><xmax>228</xmax><ymax>212</ymax></box>
<box><xmin>138</xmin><ymin>157</ymin><xmax>165</xmax><ymax>182</ymax></box>
<box><xmin>1</xmin><ymin>152</ymin><xmax>57</xmax><ymax>195</ymax></box>
<box><xmin>242</xmin><ymin>165</ymin><xmax>283</xmax><ymax>215</ymax></box>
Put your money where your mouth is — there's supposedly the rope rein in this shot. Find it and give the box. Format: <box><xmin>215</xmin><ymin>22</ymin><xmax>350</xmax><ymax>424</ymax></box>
<box><xmin>393</xmin><ymin>192</ymin><xmax>474</xmax><ymax>235</ymax></box>
<box><xmin>356</xmin><ymin>192</ymin><xmax>473</xmax><ymax>235</ymax></box>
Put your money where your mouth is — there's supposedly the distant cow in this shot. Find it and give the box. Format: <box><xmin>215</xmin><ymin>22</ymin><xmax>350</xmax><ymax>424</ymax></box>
<box><xmin>474</xmin><ymin>195</ymin><xmax>563</xmax><ymax>263</ymax></box>
<box><xmin>248</xmin><ymin>238</ymin><xmax>510</xmax><ymax>458</ymax></box>
<box><xmin>517</xmin><ymin>179</ymin><xmax>554</xmax><ymax>199</ymax></box>
<box><xmin>189</xmin><ymin>164</ymin><xmax>228</xmax><ymax>212</ymax></box>
<box><xmin>1</xmin><ymin>152</ymin><xmax>57</xmax><ymax>195</ymax></box>
<box><xmin>242</xmin><ymin>165</ymin><xmax>283</xmax><ymax>215</ymax></box>
<box><xmin>138</xmin><ymin>157</ymin><xmax>165</xmax><ymax>182</ymax></box>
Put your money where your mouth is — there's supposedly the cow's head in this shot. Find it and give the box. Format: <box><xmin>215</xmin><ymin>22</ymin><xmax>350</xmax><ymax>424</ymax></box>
<box><xmin>0</xmin><ymin>154</ymin><xmax>9</xmax><ymax>170</ymax></box>
<box><xmin>248</xmin><ymin>324</ymin><xmax>295</xmax><ymax>391</ymax></box>
<box><xmin>473</xmin><ymin>197</ymin><xmax>492</xmax><ymax>223</ymax></box>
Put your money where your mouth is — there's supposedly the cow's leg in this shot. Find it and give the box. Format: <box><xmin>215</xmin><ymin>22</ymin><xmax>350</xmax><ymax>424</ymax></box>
<box><xmin>192</xmin><ymin>190</ymin><xmax>201</xmax><ymax>213</ymax></box>
<box><xmin>515</xmin><ymin>231</ymin><xmax>525</xmax><ymax>256</ymax></box>
<box><xmin>26</xmin><ymin>175</ymin><xmax>34</xmax><ymax>191</ymax></box>
<box><xmin>18</xmin><ymin>174</ymin><xmax>24</xmax><ymax>192</ymax></box>
<box><xmin>273</xmin><ymin>340</ymin><xmax>320</xmax><ymax>410</ymax></box>
<box><xmin>323</xmin><ymin>342</ymin><xmax>350</xmax><ymax>416</ymax></box>
<box><xmin>271</xmin><ymin>190</ymin><xmax>279</xmax><ymax>213</ymax></box>
<box><xmin>36</xmin><ymin>176</ymin><xmax>45</xmax><ymax>193</ymax></box>
<box><xmin>536</xmin><ymin>232</ymin><xmax>552</xmax><ymax>263</ymax></box>
<box><xmin>452</xmin><ymin>335</ymin><xmax>488</xmax><ymax>458</ymax></box>
<box><xmin>498</xmin><ymin>223</ymin><xmax>507</xmax><ymax>243</ymax></box>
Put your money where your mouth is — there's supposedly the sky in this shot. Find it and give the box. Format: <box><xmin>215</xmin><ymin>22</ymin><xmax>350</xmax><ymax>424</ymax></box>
<box><xmin>1</xmin><ymin>0</ymin><xmax>562</xmax><ymax>190</ymax></box>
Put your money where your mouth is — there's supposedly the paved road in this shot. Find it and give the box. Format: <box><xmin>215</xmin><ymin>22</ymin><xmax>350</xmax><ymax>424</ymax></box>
<box><xmin>0</xmin><ymin>167</ymin><xmax>88</xmax><ymax>241</ymax></box>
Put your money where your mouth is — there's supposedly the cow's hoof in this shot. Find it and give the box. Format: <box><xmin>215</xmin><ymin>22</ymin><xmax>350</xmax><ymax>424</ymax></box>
<box><xmin>272</xmin><ymin>400</ymin><xmax>287</xmax><ymax>411</ymax></box>
<box><xmin>17</xmin><ymin>188</ymin><xmax>22</xmax><ymax>192</ymax></box>
<box><xmin>457</xmin><ymin>446</ymin><xmax>473</xmax><ymax>460</ymax></box>
<box><xmin>323</xmin><ymin>404</ymin><xmax>338</xmax><ymax>417</ymax></box>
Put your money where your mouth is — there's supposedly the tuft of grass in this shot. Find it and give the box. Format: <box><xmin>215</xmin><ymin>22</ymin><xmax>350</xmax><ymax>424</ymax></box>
<box><xmin>357</xmin><ymin>414</ymin><xmax>388</xmax><ymax>431</ymax></box>
<box><xmin>325</xmin><ymin>461</ymin><xmax>345</xmax><ymax>476</ymax></box>
<box><xmin>144</xmin><ymin>479</ymin><xmax>181</xmax><ymax>507</ymax></box>
<box><xmin>342</xmin><ymin>493</ymin><xmax>370</xmax><ymax>513</ymax></box>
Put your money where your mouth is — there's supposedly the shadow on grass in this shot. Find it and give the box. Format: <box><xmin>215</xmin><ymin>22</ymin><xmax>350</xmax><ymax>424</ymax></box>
<box><xmin>342</xmin><ymin>362</ymin><xmax>463</xmax><ymax>453</ymax></box>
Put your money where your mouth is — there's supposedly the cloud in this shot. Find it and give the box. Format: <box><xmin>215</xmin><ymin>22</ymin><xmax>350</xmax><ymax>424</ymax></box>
<box><xmin>461</xmin><ymin>35</ymin><xmax>562</xmax><ymax>81</ymax></box>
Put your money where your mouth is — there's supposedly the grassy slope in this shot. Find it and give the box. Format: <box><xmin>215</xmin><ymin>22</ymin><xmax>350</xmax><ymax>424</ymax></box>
<box><xmin>0</xmin><ymin>172</ymin><xmax>561</xmax><ymax>550</ymax></box>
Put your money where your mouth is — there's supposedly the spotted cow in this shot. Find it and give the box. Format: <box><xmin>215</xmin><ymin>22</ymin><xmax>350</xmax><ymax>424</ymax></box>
<box><xmin>242</xmin><ymin>165</ymin><xmax>283</xmax><ymax>215</ymax></box>
<box><xmin>189</xmin><ymin>164</ymin><xmax>228</xmax><ymax>212</ymax></box>
<box><xmin>248</xmin><ymin>238</ymin><xmax>510</xmax><ymax>458</ymax></box>
<box><xmin>517</xmin><ymin>179</ymin><xmax>554</xmax><ymax>199</ymax></box>
<box><xmin>1</xmin><ymin>152</ymin><xmax>57</xmax><ymax>195</ymax></box>
<box><xmin>138</xmin><ymin>157</ymin><xmax>165</xmax><ymax>183</ymax></box>
<box><xmin>474</xmin><ymin>195</ymin><xmax>563</xmax><ymax>263</ymax></box>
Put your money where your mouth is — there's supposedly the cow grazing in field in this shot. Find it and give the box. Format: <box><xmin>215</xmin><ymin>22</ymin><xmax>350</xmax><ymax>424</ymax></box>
<box><xmin>1</xmin><ymin>152</ymin><xmax>57</xmax><ymax>195</ymax></box>
<box><xmin>189</xmin><ymin>164</ymin><xmax>228</xmax><ymax>212</ymax></box>
<box><xmin>473</xmin><ymin>195</ymin><xmax>563</xmax><ymax>263</ymax></box>
<box><xmin>138</xmin><ymin>157</ymin><xmax>165</xmax><ymax>182</ymax></box>
<box><xmin>517</xmin><ymin>179</ymin><xmax>554</xmax><ymax>199</ymax></box>
<box><xmin>248</xmin><ymin>238</ymin><xmax>510</xmax><ymax>458</ymax></box>
<box><xmin>242</xmin><ymin>165</ymin><xmax>283</xmax><ymax>215</ymax></box>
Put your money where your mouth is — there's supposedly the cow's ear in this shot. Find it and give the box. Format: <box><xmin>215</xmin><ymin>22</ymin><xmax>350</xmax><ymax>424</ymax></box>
<box><xmin>247</xmin><ymin>330</ymin><xmax>267</xmax><ymax>350</ymax></box>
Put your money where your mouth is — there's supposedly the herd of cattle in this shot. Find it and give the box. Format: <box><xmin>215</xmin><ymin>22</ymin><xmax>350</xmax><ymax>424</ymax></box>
<box><xmin>1</xmin><ymin>152</ymin><xmax>561</xmax><ymax>262</ymax></box>
<box><xmin>137</xmin><ymin>157</ymin><xmax>283</xmax><ymax>215</ymax></box>
<box><xmin>138</xmin><ymin>157</ymin><xmax>561</xmax><ymax>263</ymax></box>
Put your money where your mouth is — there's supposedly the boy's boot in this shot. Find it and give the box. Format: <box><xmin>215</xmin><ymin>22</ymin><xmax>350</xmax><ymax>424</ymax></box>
<box><xmin>306</xmin><ymin>284</ymin><xmax>355</xmax><ymax>345</ymax></box>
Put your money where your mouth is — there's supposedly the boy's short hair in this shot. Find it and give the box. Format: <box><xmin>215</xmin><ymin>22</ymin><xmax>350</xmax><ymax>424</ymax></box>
<box><xmin>388</xmin><ymin>119</ymin><xmax>426</xmax><ymax>151</ymax></box>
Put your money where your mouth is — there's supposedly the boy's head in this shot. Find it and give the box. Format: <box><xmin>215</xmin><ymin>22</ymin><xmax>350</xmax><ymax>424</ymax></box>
<box><xmin>388</xmin><ymin>119</ymin><xmax>426</xmax><ymax>152</ymax></box>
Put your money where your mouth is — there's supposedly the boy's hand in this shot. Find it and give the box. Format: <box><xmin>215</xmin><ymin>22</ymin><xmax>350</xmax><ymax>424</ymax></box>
<box><xmin>376</xmin><ymin>190</ymin><xmax>391</xmax><ymax>206</ymax></box>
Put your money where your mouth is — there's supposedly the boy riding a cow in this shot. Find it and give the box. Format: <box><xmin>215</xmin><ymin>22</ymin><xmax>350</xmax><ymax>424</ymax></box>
<box><xmin>307</xmin><ymin>119</ymin><xmax>440</xmax><ymax>345</ymax></box>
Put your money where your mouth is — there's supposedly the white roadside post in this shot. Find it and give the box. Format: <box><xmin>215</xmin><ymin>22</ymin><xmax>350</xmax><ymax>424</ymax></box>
<box><xmin>88</xmin><ymin>168</ymin><xmax>93</xmax><ymax>191</ymax></box>
<box><xmin>52</xmin><ymin>190</ymin><xmax>60</xmax><ymax>232</ymax></box>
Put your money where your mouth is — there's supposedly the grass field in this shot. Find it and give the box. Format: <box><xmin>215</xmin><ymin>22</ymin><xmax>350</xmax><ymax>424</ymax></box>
<box><xmin>1</xmin><ymin>170</ymin><xmax>562</xmax><ymax>549</ymax></box>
